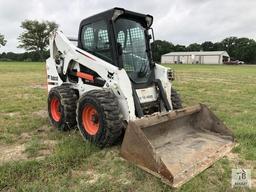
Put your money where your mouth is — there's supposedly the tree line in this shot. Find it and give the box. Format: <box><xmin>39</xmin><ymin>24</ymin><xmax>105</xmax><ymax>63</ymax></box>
<box><xmin>151</xmin><ymin>38</ymin><xmax>256</xmax><ymax>64</ymax></box>
<box><xmin>0</xmin><ymin>20</ymin><xmax>256</xmax><ymax>63</ymax></box>
<box><xmin>0</xmin><ymin>51</ymin><xmax>49</xmax><ymax>62</ymax></box>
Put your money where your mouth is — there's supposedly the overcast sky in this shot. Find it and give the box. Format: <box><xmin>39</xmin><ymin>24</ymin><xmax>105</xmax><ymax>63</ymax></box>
<box><xmin>0</xmin><ymin>0</ymin><xmax>256</xmax><ymax>52</ymax></box>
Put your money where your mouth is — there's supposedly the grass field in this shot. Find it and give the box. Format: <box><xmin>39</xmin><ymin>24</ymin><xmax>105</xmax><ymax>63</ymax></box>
<box><xmin>0</xmin><ymin>62</ymin><xmax>255</xmax><ymax>191</ymax></box>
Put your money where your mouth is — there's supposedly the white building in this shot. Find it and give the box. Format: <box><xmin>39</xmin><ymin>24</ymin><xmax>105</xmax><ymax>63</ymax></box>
<box><xmin>161</xmin><ymin>51</ymin><xmax>230</xmax><ymax>64</ymax></box>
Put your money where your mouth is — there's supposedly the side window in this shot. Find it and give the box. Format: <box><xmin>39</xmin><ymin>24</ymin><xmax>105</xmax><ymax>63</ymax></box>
<box><xmin>81</xmin><ymin>20</ymin><xmax>112</xmax><ymax>63</ymax></box>
<box><xmin>82</xmin><ymin>25</ymin><xmax>94</xmax><ymax>49</ymax></box>
<box><xmin>98</xmin><ymin>29</ymin><xmax>109</xmax><ymax>49</ymax></box>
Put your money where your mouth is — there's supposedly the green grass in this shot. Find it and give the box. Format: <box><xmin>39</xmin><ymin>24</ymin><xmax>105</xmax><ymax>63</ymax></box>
<box><xmin>0</xmin><ymin>62</ymin><xmax>255</xmax><ymax>191</ymax></box>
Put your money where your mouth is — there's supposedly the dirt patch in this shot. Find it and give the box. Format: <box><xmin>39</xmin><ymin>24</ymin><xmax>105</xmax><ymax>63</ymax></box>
<box><xmin>34</xmin><ymin>125</ymin><xmax>54</xmax><ymax>139</ymax></box>
<box><xmin>71</xmin><ymin>169</ymin><xmax>102</xmax><ymax>184</ymax></box>
<box><xmin>35</xmin><ymin>149</ymin><xmax>54</xmax><ymax>160</ymax></box>
<box><xmin>7</xmin><ymin>112</ymin><xmax>19</xmax><ymax>117</ymax></box>
<box><xmin>18</xmin><ymin>132</ymin><xmax>32</xmax><ymax>143</ymax></box>
<box><xmin>17</xmin><ymin>128</ymin><xmax>52</xmax><ymax>144</ymax></box>
<box><xmin>33</xmin><ymin>110</ymin><xmax>48</xmax><ymax>119</ymax></box>
<box><xmin>41</xmin><ymin>139</ymin><xmax>58</xmax><ymax>152</ymax></box>
<box><xmin>15</xmin><ymin>93</ymin><xmax>32</xmax><ymax>100</ymax></box>
<box><xmin>226</xmin><ymin>151</ymin><xmax>255</xmax><ymax>168</ymax></box>
<box><xmin>252</xmin><ymin>179</ymin><xmax>256</xmax><ymax>188</ymax></box>
<box><xmin>36</xmin><ymin>125</ymin><xmax>50</xmax><ymax>132</ymax></box>
<box><xmin>0</xmin><ymin>144</ymin><xmax>27</xmax><ymax>165</ymax></box>
<box><xmin>1</xmin><ymin>112</ymin><xmax>20</xmax><ymax>117</ymax></box>
<box><xmin>226</xmin><ymin>152</ymin><xmax>240</xmax><ymax>163</ymax></box>
<box><xmin>33</xmin><ymin>139</ymin><xmax>58</xmax><ymax>159</ymax></box>
<box><xmin>104</xmin><ymin>147</ymin><xmax>122</xmax><ymax>160</ymax></box>
<box><xmin>0</xmin><ymin>138</ymin><xmax>58</xmax><ymax>164</ymax></box>
<box><xmin>71</xmin><ymin>170</ymin><xmax>86</xmax><ymax>178</ymax></box>
<box><xmin>43</xmin><ymin>139</ymin><xmax>57</xmax><ymax>146</ymax></box>
<box><xmin>85</xmin><ymin>169</ymin><xmax>101</xmax><ymax>184</ymax></box>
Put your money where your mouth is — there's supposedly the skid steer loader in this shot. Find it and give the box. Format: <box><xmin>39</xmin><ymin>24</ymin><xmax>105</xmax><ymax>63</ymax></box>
<box><xmin>46</xmin><ymin>7</ymin><xmax>235</xmax><ymax>187</ymax></box>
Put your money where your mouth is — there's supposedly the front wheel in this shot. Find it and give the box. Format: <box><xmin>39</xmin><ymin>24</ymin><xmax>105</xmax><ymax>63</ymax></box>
<box><xmin>77</xmin><ymin>89</ymin><xmax>123</xmax><ymax>148</ymax></box>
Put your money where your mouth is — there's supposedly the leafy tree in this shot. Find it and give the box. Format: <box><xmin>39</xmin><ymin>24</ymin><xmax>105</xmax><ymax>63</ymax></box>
<box><xmin>220</xmin><ymin>37</ymin><xmax>237</xmax><ymax>57</ymax></box>
<box><xmin>151</xmin><ymin>40</ymin><xmax>174</xmax><ymax>62</ymax></box>
<box><xmin>201</xmin><ymin>41</ymin><xmax>214</xmax><ymax>51</ymax></box>
<box><xmin>231</xmin><ymin>37</ymin><xmax>256</xmax><ymax>63</ymax></box>
<box><xmin>199</xmin><ymin>38</ymin><xmax>256</xmax><ymax>63</ymax></box>
<box><xmin>212</xmin><ymin>42</ymin><xmax>223</xmax><ymax>51</ymax></box>
<box><xmin>174</xmin><ymin>44</ymin><xmax>186</xmax><ymax>52</ymax></box>
<box><xmin>18</xmin><ymin>20</ymin><xmax>58</xmax><ymax>61</ymax></box>
<box><xmin>0</xmin><ymin>34</ymin><xmax>7</xmax><ymax>47</ymax></box>
<box><xmin>186</xmin><ymin>43</ymin><xmax>201</xmax><ymax>51</ymax></box>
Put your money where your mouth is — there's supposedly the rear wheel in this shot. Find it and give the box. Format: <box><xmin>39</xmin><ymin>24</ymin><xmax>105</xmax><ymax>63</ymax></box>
<box><xmin>171</xmin><ymin>87</ymin><xmax>182</xmax><ymax>110</ymax></box>
<box><xmin>77</xmin><ymin>89</ymin><xmax>123</xmax><ymax>148</ymax></box>
<box><xmin>48</xmin><ymin>84</ymin><xmax>78</xmax><ymax>131</ymax></box>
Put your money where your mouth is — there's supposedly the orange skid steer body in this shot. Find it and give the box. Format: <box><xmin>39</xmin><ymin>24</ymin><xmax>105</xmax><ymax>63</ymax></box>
<box><xmin>121</xmin><ymin>104</ymin><xmax>235</xmax><ymax>188</ymax></box>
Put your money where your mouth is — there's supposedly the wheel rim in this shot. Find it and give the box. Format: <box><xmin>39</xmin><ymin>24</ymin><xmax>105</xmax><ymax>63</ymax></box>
<box><xmin>82</xmin><ymin>104</ymin><xmax>99</xmax><ymax>135</ymax></box>
<box><xmin>50</xmin><ymin>97</ymin><xmax>61</xmax><ymax>122</ymax></box>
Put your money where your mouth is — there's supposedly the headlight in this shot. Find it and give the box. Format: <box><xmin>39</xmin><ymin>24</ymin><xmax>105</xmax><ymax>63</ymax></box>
<box><xmin>167</xmin><ymin>69</ymin><xmax>175</xmax><ymax>81</ymax></box>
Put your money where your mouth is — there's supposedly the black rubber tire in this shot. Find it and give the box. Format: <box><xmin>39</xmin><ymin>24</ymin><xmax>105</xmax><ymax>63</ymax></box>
<box><xmin>77</xmin><ymin>89</ymin><xmax>123</xmax><ymax>148</ymax></box>
<box><xmin>48</xmin><ymin>84</ymin><xmax>78</xmax><ymax>131</ymax></box>
<box><xmin>171</xmin><ymin>87</ymin><xmax>183</xmax><ymax>110</ymax></box>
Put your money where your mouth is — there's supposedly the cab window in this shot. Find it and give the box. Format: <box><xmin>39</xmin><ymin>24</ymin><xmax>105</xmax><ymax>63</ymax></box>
<box><xmin>81</xmin><ymin>20</ymin><xmax>113</xmax><ymax>63</ymax></box>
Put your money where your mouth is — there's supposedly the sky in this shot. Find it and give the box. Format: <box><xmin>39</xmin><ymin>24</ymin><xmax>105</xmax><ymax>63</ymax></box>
<box><xmin>0</xmin><ymin>0</ymin><xmax>256</xmax><ymax>53</ymax></box>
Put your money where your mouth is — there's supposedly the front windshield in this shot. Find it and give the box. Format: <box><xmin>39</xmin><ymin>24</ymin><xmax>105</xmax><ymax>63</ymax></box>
<box><xmin>115</xmin><ymin>18</ymin><xmax>151</xmax><ymax>83</ymax></box>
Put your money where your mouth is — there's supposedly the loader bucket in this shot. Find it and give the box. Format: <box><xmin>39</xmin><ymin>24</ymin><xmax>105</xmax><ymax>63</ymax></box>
<box><xmin>121</xmin><ymin>104</ymin><xmax>235</xmax><ymax>188</ymax></box>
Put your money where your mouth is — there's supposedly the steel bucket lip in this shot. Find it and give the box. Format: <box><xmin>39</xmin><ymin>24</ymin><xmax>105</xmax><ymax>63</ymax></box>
<box><xmin>131</xmin><ymin>104</ymin><xmax>202</xmax><ymax>129</ymax></box>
